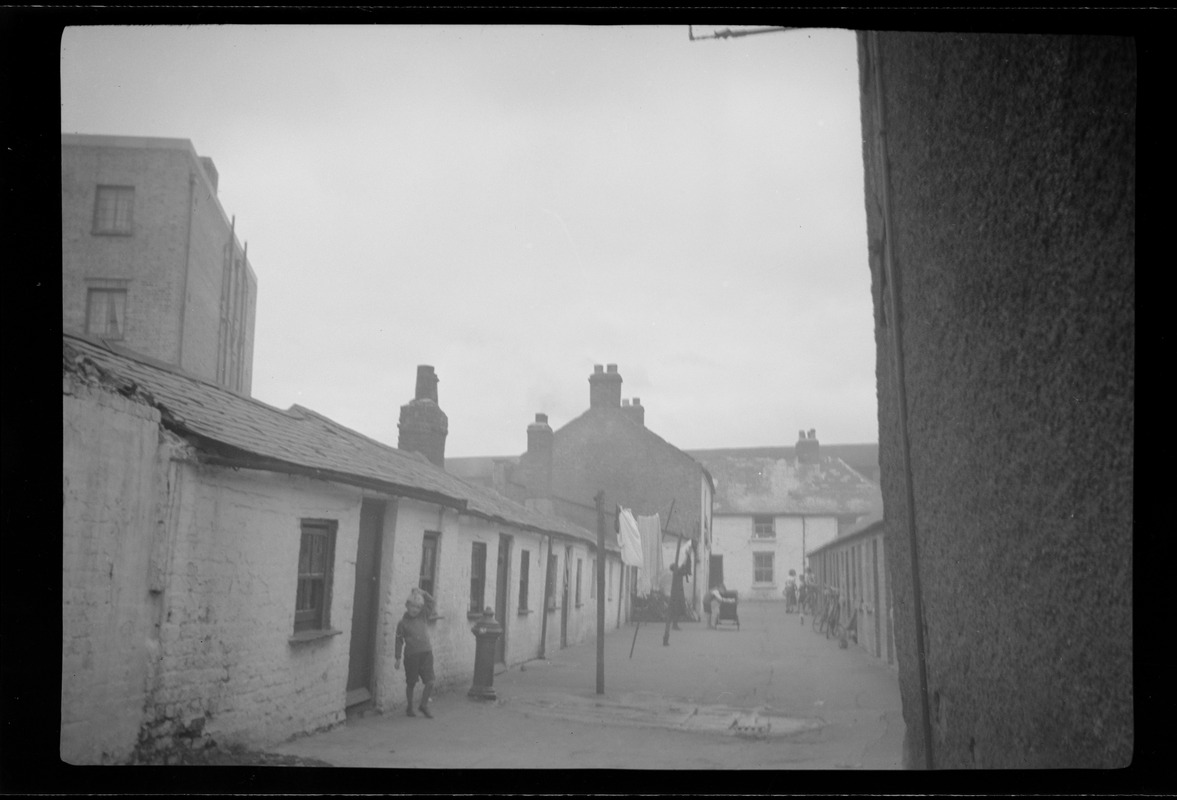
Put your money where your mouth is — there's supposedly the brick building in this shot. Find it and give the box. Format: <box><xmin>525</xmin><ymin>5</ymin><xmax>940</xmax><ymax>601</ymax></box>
<box><xmin>62</xmin><ymin>331</ymin><xmax>622</xmax><ymax>764</ymax></box>
<box><xmin>448</xmin><ymin>364</ymin><xmax>715</xmax><ymax>615</ymax></box>
<box><xmin>62</xmin><ymin>134</ymin><xmax>256</xmax><ymax>395</ymax></box>
<box><xmin>691</xmin><ymin>430</ymin><xmax>882</xmax><ymax>602</ymax></box>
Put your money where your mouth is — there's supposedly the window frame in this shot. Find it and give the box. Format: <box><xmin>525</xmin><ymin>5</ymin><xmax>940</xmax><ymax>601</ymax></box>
<box><xmin>293</xmin><ymin>519</ymin><xmax>337</xmax><ymax>634</ymax></box>
<box><xmin>753</xmin><ymin>515</ymin><xmax>775</xmax><ymax>539</ymax></box>
<box><xmin>92</xmin><ymin>185</ymin><xmax>135</xmax><ymax>236</ymax></box>
<box><xmin>470</xmin><ymin>541</ymin><xmax>488</xmax><ymax>614</ymax></box>
<box><xmin>753</xmin><ymin>551</ymin><xmax>775</xmax><ymax>584</ymax></box>
<box><xmin>85</xmin><ymin>286</ymin><xmax>128</xmax><ymax>340</ymax></box>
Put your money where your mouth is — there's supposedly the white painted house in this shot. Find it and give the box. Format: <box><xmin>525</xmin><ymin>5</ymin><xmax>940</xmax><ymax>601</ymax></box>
<box><xmin>690</xmin><ymin>431</ymin><xmax>882</xmax><ymax>601</ymax></box>
<box><xmin>62</xmin><ymin>331</ymin><xmax>622</xmax><ymax>765</ymax></box>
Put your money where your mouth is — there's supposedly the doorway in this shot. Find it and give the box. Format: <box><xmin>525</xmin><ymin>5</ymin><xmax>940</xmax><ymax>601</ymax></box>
<box><xmin>346</xmin><ymin>498</ymin><xmax>384</xmax><ymax>708</ymax></box>
<box><xmin>495</xmin><ymin>534</ymin><xmax>511</xmax><ymax>664</ymax></box>
<box><xmin>561</xmin><ymin>545</ymin><xmax>572</xmax><ymax>648</ymax></box>
<box><xmin>709</xmin><ymin>554</ymin><xmax>724</xmax><ymax>588</ymax></box>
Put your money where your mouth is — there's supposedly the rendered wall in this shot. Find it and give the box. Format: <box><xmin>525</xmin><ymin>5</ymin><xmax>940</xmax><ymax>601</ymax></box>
<box><xmin>859</xmin><ymin>32</ymin><xmax>1134</xmax><ymax>768</ymax></box>
<box><xmin>61</xmin><ymin>377</ymin><xmax>164</xmax><ymax>764</ymax></box>
<box><xmin>711</xmin><ymin>515</ymin><xmax>836</xmax><ymax>600</ymax></box>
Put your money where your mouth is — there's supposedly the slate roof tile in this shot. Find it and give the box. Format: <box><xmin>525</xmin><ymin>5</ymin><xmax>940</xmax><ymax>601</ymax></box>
<box><xmin>63</xmin><ymin>332</ymin><xmax>605</xmax><ymax>547</ymax></box>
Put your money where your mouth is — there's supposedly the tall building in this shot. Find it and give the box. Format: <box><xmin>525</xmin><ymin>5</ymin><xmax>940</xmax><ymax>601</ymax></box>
<box><xmin>62</xmin><ymin>134</ymin><xmax>257</xmax><ymax>395</ymax></box>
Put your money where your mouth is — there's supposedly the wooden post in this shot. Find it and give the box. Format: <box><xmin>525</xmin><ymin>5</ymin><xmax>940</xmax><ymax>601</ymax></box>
<box><xmin>595</xmin><ymin>491</ymin><xmax>606</xmax><ymax>694</ymax></box>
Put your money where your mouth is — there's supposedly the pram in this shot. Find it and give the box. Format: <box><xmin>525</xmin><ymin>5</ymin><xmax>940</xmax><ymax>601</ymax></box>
<box><xmin>705</xmin><ymin>589</ymin><xmax>740</xmax><ymax>630</ymax></box>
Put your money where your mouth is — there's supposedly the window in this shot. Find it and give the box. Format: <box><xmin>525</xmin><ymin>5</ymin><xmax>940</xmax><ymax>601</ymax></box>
<box><xmin>419</xmin><ymin>531</ymin><xmax>439</xmax><ymax>597</ymax></box>
<box><xmin>753</xmin><ymin>516</ymin><xmax>775</xmax><ymax>538</ymax></box>
<box><xmin>753</xmin><ymin>552</ymin><xmax>774</xmax><ymax>584</ymax></box>
<box><xmin>519</xmin><ymin>549</ymin><xmax>530</xmax><ymax>610</ymax></box>
<box><xmin>294</xmin><ymin>520</ymin><xmax>336</xmax><ymax>632</ymax></box>
<box><xmin>590</xmin><ymin>557</ymin><xmax>596</xmax><ymax>599</ymax></box>
<box><xmin>575</xmin><ymin>558</ymin><xmax>583</xmax><ymax>607</ymax></box>
<box><xmin>93</xmin><ymin>185</ymin><xmax>134</xmax><ymax>235</ymax></box>
<box><xmin>86</xmin><ymin>288</ymin><xmax>127</xmax><ymax>340</ymax></box>
<box><xmin>470</xmin><ymin>541</ymin><xmax>487</xmax><ymax>613</ymax></box>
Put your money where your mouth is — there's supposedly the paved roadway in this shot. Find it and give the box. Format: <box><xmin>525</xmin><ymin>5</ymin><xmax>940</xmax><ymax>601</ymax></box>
<box><xmin>272</xmin><ymin>601</ymin><xmax>905</xmax><ymax>770</ymax></box>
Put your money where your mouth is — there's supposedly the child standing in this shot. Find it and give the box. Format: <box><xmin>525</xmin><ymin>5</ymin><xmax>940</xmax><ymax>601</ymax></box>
<box><xmin>394</xmin><ymin>588</ymin><xmax>435</xmax><ymax>718</ymax></box>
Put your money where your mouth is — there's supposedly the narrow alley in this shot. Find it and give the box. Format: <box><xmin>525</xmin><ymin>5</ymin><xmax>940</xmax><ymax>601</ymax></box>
<box><xmin>272</xmin><ymin>601</ymin><xmax>904</xmax><ymax>769</ymax></box>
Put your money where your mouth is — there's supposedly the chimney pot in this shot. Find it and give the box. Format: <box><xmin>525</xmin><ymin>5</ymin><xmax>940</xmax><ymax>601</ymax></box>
<box><xmin>622</xmin><ymin>399</ymin><xmax>631</xmax><ymax>407</ymax></box>
<box><xmin>414</xmin><ymin>365</ymin><xmax>439</xmax><ymax>402</ymax></box>
<box><xmin>594</xmin><ymin>364</ymin><xmax>604</xmax><ymax>374</ymax></box>
<box><xmin>632</xmin><ymin>398</ymin><xmax>641</xmax><ymax>406</ymax></box>
<box><xmin>606</xmin><ymin>364</ymin><xmax>618</xmax><ymax>374</ymax></box>
<box><xmin>535</xmin><ymin>413</ymin><xmax>548</xmax><ymax>424</ymax></box>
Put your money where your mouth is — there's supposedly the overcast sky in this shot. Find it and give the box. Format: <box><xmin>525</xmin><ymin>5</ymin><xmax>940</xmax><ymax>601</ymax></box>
<box><xmin>61</xmin><ymin>25</ymin><xmax>877</xmax><ymax>458</ymax></box>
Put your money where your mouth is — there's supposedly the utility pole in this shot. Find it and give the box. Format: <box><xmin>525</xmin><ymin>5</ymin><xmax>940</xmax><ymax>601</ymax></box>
<box><xmin>595</xmin><ymin>491</ymin><xmax>606</xmax><ymax>694</ymax></box>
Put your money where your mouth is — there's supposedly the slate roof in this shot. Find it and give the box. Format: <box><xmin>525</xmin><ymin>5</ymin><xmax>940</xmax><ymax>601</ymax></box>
<box><xmin>690</xmin><ymin>450</ymin><xmax>883</xmax><ymax>517</ymax></box>
<box><xmin>557</xmin><ymin>408</ymin><xmax>716</xmax><ymax>490</ymax></box>
<box><xmin>808</xmin><ymin>509</ymin><xmax>885</xmax><ymax>556</ymax></box>
<box><xmin>688</xmin><ymin>443</ymin><xmax>879</xmax><ymax>481</ymax></box>
<box><xmin>63</xmin><ymin>331</ymin><xmax>607</xmax><ymax>548</ymax></box>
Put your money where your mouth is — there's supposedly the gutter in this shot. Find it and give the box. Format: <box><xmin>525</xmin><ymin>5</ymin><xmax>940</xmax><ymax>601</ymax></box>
<box><xmin>866</xmin><ymin>29</ymin><xmax>935</xmax><ymax>770</ymax></box>
<box><xmin>176</xmin><ymin>172</ymin><xmax>195</xmax><ymax>367</ymax></box>
<box><xmin>193</xmin><ymin>444</ymin><xmax>468</xmax><ymax>513</ymax></box>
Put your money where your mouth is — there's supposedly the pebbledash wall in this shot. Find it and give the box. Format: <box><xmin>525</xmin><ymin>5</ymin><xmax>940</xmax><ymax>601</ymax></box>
<box><xmin>711</xmin><ymin>515</ymin><xmax>838</xmax><ymax>601</ymax></box>
<box><xmin>859</xmin><ymin>32</ymin><xmax>1133</xmax><ymax>768</ymax></box>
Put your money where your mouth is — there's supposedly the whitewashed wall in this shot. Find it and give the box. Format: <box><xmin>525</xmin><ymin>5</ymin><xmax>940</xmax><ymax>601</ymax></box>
<box><xmin>62</xmin><ymin>379</ymin><xmax>163</xmax><ymax>764</ymax></box>
<box><xmin>711</xmin><ymin>515</ymin><xmax>838</xmax><ymax>601</ymax></box>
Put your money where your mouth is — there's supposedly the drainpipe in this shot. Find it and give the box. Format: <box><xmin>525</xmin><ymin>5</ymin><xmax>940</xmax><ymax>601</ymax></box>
<box><xmin>538</xmin><ymin>533</ymin><xmax>554</xmax><ymax>659</ymax></box>
<box><xmin>176</xmin><ymin>173</ymin><xmax>195</xmax><ymax>368</ymax></box>
<box><xmin>867</xmin><ymin>29</ymin><xmax>934</xmax><ymax>770</ymax></box>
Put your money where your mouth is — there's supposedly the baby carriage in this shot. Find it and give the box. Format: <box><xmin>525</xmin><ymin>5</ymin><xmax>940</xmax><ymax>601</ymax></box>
<box><xmin>705</xmin><ymin>589</ymin><xmax>740</xmax><ymax>630</ymax></box>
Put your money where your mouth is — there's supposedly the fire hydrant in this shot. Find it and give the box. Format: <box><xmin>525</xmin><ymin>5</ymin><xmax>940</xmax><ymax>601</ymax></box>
<box><xmin>468</xmin><ymin>607</ymin><xmax>503</xmax><ymax>701</ymax></box>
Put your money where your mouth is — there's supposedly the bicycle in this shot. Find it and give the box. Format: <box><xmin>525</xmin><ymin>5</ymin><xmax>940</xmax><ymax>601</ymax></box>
<box><xmin>812</xmin><ymin>587</ymin><xmax>843</xmax><ymax>639</ymax></box>
<box><xmin>811</xmin><ymin>586</ymin><xmax>834</xmax><ymax>634</ymax></box>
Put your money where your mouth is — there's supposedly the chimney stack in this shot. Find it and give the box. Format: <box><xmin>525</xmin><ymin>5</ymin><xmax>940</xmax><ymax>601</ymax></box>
<box><xmin>520</xmin><ymin>412</ymin><xmax>554</xmax><ymax>499</ymax></box>
<box><xmin>397</xmin><ymin>365</ymin><xmax>448</xmax><ymax>468</ymax></box>
<box><xmin>796</xmin><ymin>428</ymin><xmax>820</xmax><ymax>465</ymax></box>
<box><xmin>589</xmin><ymin>363</ymin><xmax>623</xmax><ymax>409</ymax></box>
<box><xmin>622</xmin><ymin>397</ymin><xmax>645</xmax><ymax>427</ymax></box>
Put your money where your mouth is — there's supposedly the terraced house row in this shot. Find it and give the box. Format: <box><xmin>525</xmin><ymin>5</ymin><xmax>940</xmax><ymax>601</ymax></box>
<box><xmin>62</xmin><ymin>331</ymin><xmax>626</xmax><ymax>764</ymax></box>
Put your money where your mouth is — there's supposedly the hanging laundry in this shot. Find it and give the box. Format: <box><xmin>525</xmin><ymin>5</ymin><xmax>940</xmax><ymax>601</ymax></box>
<box><xmin>616</xmin><ymin>506</ymin><xmax>644</xmax><ymax>571</ymax></box>
<box><xmin>636</xmin><ymin>513</ymin><xmax>663</xmax><ymax>597</ymax></box>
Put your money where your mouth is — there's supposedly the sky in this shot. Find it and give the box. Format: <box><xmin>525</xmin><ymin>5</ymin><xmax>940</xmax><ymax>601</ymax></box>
<box><xmin>60</xmin><ymin>25</ymin><xmax>878</xmax><ymax>458</ymax></box>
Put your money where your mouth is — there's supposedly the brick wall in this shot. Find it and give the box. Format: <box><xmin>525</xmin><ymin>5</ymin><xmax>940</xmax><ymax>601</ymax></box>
<box><xmin>142</xmin><ymin>468</ymin><xmax>363</xmax><ymax>756</ymax></box>
<box><xmin>61</xmin><ymin>137</ymin><xmax>257</xmax><ymax>395</ymax></box>
<box><xmin>62</xmin><ymin>145</ymin><xmax>190</xmax><ymax>365</ymax></box>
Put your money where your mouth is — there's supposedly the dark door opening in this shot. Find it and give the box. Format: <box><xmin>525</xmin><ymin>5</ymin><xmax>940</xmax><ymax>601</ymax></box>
<box><xmin>347</xmin><ymin>498</ymin><xmax>384</xmax><ymax>707</ymax></box>
<box><xmin>561</xmin><ymin>545</ymin><xmax>572</xmax><ymax>648</ymax></box>
<box><xmin>709</xmin><ymin>554</ymin><xmax>724</xmax><ymax>588</ymax></box>
<box><xmin>494</xmin><ymin>534</ymin><xmax>511</xmax><ymax>664</ymax></box>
